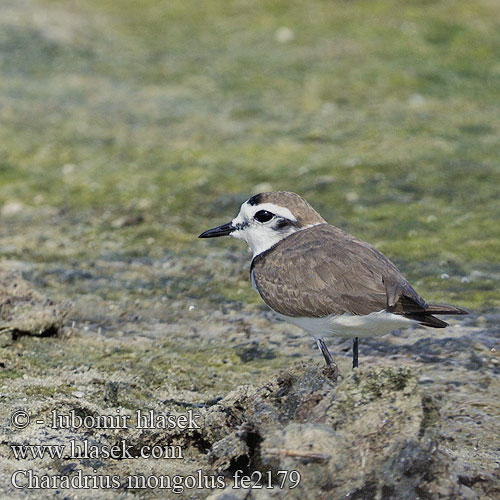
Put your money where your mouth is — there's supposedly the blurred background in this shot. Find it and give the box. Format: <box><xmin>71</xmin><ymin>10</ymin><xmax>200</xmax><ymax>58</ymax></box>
<box><xmin>1</xmin><ymin>0</ymin><xmax>499</xmax><ymax>315</ymax></box>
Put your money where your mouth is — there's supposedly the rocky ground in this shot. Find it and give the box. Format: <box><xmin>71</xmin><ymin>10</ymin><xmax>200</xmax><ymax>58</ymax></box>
<box><xmin>0</xmin><ymin>242</ymin><xmax>498</xmax><ymax>499</ymax></box>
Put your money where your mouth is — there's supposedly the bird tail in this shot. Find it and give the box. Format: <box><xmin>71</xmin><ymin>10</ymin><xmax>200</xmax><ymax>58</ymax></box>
<box><xmin>425</xmin><ymin>303</ymin><xmax>469</xmax><ymax>315</ymax></box>
<box><xmin>406</xmin><ymin>303</ymin><xmax>468</xmax><ymax>329</ymax></box>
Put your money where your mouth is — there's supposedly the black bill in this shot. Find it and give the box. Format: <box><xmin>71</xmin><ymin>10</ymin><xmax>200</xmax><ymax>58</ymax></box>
<box><xmin>198</xmin><ymin>222</ymin><xmax>235</xmax><ymax>238</ymax></box>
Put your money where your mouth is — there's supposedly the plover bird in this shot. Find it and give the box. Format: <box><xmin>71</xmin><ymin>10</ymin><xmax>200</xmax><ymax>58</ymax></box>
<box><xmin>199</xmin><ymin>191</ymin><xmax>467</xmax><ymax>369</ymax></box>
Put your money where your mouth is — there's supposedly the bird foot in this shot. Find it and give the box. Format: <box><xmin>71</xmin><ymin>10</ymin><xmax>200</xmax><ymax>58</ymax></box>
<box><xmin>317</xmin><ymin>338</ymin><xmax>339</xmax><ymax>380</ymax></box>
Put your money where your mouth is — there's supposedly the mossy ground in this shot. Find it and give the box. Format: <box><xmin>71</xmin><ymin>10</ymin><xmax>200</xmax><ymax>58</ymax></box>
<box><xmin>0</xmin><ymin>0</ymin><xmax>499</xmax><ymax>312</ymax></box>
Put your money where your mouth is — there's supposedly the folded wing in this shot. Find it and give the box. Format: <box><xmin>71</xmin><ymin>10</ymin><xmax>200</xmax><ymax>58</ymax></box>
<box><xmin>251</xmin><ymin>224</ymin><xmax>467</xmax><ymax>327</ymax></box>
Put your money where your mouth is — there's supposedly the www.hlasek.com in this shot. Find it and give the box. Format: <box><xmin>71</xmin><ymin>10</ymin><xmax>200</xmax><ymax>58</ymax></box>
<box><xmin>10</xmin><ymin>408</ymin><xmax>301</xmax><ymax>492</ymax></box>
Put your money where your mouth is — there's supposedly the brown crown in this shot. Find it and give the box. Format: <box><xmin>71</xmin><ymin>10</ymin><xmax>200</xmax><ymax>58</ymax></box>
<box><xmin>248</xmin><ymin>191</ymin><xmax>326</xmax><ymax>227</ymax></box>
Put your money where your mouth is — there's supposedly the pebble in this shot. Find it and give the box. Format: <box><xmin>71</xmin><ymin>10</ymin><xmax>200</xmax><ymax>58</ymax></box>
<box><xmin>1</xmin><ymin>201</ymin><xmax>25</xmax><ymax>216</ymax></box>
<box><xmin>62</xmin><ymin>164</ymin><xmax>76</xmax><ymax>175</ymax></box>
<box><xmin>409</xmin><ymin>93</ymin><xmax>425</xmax><ymax>107</ymax></box>
<box><xmin>253</xmin><ymin>182</ymin><xmax>273</xmax><ymax>192</ymax></box>
<box><xmin>418</xmin><ymin>376</ymin><xmax>434</xmax><ymax>385</ymax></box>
<box><xmin>274</xmin><ymin>27</ymin><xmax>294</xmax><ymax>43</ymax></box>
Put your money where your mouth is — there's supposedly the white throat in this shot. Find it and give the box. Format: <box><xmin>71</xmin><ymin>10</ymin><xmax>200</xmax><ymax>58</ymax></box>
<box><xmin>234</xmin><ymin>223</ymin><xmax>297</xmax><ymax>257</ymax></box>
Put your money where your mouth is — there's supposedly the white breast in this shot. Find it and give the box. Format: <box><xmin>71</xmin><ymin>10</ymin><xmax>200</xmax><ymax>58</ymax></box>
<box><xmin>277</xmin><ymin>310</ymin><xmax>415</xmax><ymax>340</ymax></box>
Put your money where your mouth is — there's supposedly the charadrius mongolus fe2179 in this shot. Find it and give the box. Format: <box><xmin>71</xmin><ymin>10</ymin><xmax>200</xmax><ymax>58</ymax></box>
<box><xmin>199</xmin><ymin>192</ymin><xmax>468</xmax><ymax>370</ymax></box>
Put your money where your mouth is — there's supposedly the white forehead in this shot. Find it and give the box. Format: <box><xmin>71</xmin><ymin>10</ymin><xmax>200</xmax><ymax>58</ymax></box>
<box><xmin>233</xmin><ymin>201</ymin><xmax>297</xmax><ymax>224</ymax></box>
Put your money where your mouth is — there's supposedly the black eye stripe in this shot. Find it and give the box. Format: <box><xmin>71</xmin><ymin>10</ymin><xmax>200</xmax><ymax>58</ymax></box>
<box><xmin>254</xmin><ymin>210</ymin><xmax>274</xmax><ymax>223</ymax></box>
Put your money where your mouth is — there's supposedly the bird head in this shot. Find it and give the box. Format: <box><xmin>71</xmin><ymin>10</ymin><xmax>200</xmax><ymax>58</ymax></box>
<box><xmin>199</xmin><ymin>191</ymin><xmax>325</xmax><ymax>256</ymax></box>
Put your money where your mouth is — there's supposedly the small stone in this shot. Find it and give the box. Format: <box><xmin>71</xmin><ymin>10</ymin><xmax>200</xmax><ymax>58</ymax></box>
<box><xmin>274</xmin><ymin>27</ymin><xmax>294</xmax><ymax>44</ymax></box>
<box><xmin>418</xmin><ymin>376</ymin><xmax>434</xmax><ymax>385</ymax></box>
<box><xmin>62</xmin><ymin>164</ymin><xmax>76</xmax><ymax>175</ymax></box>
<box><xmin>73</xmin><ymin>391</ymin><xmax>84</xmax><ymax>398</ymax></box>
<box><xmin>1</xmin><ymin>201</ymin><xmax>25</xmax><ymax>217</ymax></box>
<box><xmin>136</xmin><ymin>198</ymin><xmax>153</xmax><ymax>210</ymax></box>
<box><xmin>440</xmin><ymin>273</ymin><xmax>450</xmax><ymax>280</ymax></box>
<box><xmin>409</xmin><ymin>93</ymin><xmax>425</xmax><ymax>107</ymax></box>
<box><xmin>253</xmin><ymin>182</ymin><xmax>273</xmax><ymax>193</ymax></box>
<box><xmin>111</xmin><ymin>214</ymin><xmax>144</xmax><ymax>228</ymax></box>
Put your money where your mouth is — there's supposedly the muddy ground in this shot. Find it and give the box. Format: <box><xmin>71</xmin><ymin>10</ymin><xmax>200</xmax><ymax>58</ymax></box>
<box><xmin>0</xmin><ymin>213</ymin><xmax>498</xmax><ymax>499</ymax></box>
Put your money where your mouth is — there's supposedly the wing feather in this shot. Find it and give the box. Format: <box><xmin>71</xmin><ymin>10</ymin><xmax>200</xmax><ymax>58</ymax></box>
<box><xmin>251</xmin><ymin>224</ymin><xmax>424</xmax><ymax>318</ymax></box>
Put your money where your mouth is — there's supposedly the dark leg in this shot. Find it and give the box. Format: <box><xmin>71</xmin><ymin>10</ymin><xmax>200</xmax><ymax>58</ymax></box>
<box><xmin>317</xmin><ymin>338</ymin><xmax>334</xmax><ymax>366</ymax></box>
<box><xmin>353</xmin><ymin>337</ymin><xmax>359</xmax><ymax>369</ymax></box>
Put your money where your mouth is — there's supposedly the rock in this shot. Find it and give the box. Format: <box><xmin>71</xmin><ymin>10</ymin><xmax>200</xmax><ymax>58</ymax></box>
<box><xmin>111</xmin><ymin>214</ymin><xmax>144</xmax><ymax>228</ymax></box>
<box><xmin>274</xmin><ymin>27</ymin><xmax>294</xmax><ymax>44</ymax></box>
<box><xmin>236</xmin><ymin>345</ymin><xmax>276</xmax><ymax>363</ymax></box>
<box><xmin>173</xmin><ymin>365</ymin><xmax>467</xmax><ymax>498</ymax></box>
<box><xmin>1</xmin><ymin>201</ymin><xmax>25</xmax><ymax>217</ymax></box>
<box><xmin>0</xmin><ymin>270</ymin><xmax>67</xmax><ymax>339</ymax></box>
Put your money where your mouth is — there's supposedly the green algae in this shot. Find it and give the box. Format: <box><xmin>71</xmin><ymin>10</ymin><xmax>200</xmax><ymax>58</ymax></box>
<box><xmin>0</xmin><ymin>0</ymin><xmax>498</xmax><ymax>312</ymax></box>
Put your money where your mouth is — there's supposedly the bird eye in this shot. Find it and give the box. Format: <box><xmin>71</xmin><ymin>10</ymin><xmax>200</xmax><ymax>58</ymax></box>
<box><xmin>254</xmin><ymin>210</ymin><xmax>274</xmax><ymax>223</ymax></box>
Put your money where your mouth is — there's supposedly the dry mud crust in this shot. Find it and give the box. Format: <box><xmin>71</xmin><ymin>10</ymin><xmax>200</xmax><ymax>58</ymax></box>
<box><xmin>197</xmin><ymin>364</ymin><xmax>494</xmax><ymax>500</ymax></box>
<box><xmin>0</xmin><ymin>270</ymin><xmax>498</xmax><ymax>499</ymax></box>
<box><xmin>1</xmin><ymin>358</ymin><xmax>499</xmax><ymax>499</ymax></box>
<box><xmin>0</xmin><ymin>270</ymin><xmax>66</xmax><ymax>345</ymax></box>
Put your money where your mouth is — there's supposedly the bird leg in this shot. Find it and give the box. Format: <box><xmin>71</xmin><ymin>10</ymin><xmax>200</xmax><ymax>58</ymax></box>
<box><xmin>317</xmin><ymin>338</ymin><xmax>335</xmax><ymax>366</ymax></box>
<box><xmin>353</xmin><ymin>337</ymin><xmax>359</xmax><ymax>369</ymax></box>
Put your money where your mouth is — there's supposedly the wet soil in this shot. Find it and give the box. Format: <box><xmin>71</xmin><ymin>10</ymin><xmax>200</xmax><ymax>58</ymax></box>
<box><xmin>0</xmin><ymin>214</ymin><xmax>498</xmax><ymax>499</ymax></box>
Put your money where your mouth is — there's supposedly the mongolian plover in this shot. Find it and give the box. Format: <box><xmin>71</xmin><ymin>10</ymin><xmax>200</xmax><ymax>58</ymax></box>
<box><xmin>199</xmin><ymin>191</ymin><xmax>467</xmax><ymax>369</ymax></box>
